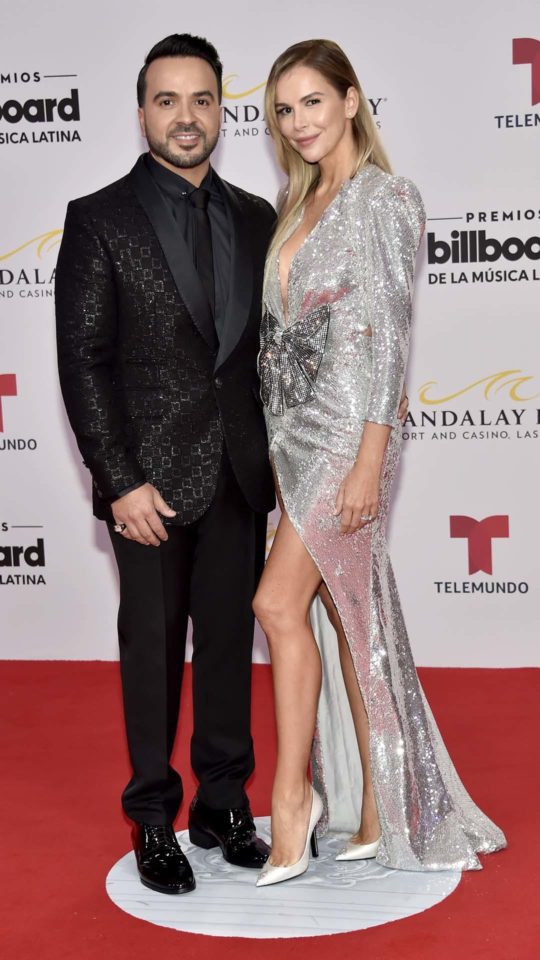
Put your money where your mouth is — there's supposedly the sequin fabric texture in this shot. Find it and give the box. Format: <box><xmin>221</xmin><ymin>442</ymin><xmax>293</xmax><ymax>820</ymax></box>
<box><xmin>259</xmin><ymin>304</ymin><xmax>330</xmax><ymax>414</ymax></box>
<box><xmin>261</xmin><ymin>164</ymin><xmax>506</xmax><ymax>871</ymax></box>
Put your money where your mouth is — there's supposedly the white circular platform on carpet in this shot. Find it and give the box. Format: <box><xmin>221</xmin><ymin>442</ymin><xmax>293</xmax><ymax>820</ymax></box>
<box><xmin>106</xmin><ymin>817</ymin><xmax>461</xmax><ymax>938</ymax></box>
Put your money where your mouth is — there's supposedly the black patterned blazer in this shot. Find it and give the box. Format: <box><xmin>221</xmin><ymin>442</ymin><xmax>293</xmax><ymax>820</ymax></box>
<box><xmin>55</xmin><ymin>155</ymin><xmax>276</xmax><ymax>523</ymax></box>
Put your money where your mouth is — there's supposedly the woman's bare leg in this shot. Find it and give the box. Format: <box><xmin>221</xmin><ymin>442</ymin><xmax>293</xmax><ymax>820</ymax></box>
<box><xmin>253</xmin><ymin>510</ymin><xmax>322</xmax><ymax>866</ymax></box>
<box><xmin>318</xmin><ymin>582</ymin><xmax>381</xmax><ymax>843</ymax></box>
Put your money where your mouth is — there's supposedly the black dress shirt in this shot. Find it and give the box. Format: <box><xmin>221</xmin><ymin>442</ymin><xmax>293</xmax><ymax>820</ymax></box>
<box><xmin>144</xmin><ymin>152</ymin><xmax>231</xmax><ymax>341</ymax></box>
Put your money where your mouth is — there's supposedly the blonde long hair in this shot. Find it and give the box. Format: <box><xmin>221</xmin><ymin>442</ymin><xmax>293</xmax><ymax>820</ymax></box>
<box><xmin>265</xmin><ymin>39</ymin><xmax>392</xmax><ymax>267</ymax></box>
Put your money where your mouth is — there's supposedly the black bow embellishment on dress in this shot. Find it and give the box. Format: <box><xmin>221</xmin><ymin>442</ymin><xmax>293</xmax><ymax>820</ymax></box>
<box><xmin>258</xmin><ymin>304</ymin><xmax>331</xmax><ymax>416</ymax></box>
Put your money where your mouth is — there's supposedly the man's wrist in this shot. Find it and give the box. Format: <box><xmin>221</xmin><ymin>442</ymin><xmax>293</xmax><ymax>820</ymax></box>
<box><xmin>109</xmin><ymin>479</ymin><xmax>147</xmax><ymax>503</ymax></box>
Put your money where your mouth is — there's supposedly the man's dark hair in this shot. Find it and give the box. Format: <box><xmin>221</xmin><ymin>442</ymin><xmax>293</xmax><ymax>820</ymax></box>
<box><xmin>137</xmin><ymin>33</ymin><xmax>223</xmax><ymax>107</ymax></box>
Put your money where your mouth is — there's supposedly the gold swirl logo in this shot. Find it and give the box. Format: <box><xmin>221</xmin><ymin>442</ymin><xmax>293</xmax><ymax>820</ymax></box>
<box><xmin>222</xmin><ymin>74</ymin><xmax>266</xmax><ymax>100</ymax></box>
<box><xmin>419</xmin><ymin>370</ymin><xmax>540</xmax><ymax>404</ymax></box>
<box><xmin>0</xmin><ymin>230</ymin><xmax>62</xmax><ymax>262</ymax></box>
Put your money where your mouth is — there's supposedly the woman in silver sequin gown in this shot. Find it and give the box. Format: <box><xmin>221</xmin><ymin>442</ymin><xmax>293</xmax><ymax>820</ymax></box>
<box><xmin>254</xmin><ymin>40</ymin><xmax>506</xmax><ymax>881</ymax></box>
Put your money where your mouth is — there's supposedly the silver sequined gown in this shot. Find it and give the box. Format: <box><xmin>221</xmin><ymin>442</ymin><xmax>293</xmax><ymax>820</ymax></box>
<box><xmin>259</xmin><ymin>164</ymin><xmax>506</xmax><ymax>871</ymax></box>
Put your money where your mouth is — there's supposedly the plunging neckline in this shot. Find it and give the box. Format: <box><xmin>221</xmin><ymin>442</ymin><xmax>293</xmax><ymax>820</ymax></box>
<box><xmin>277</xmin><ymin>176</ymin><xmax>352</xmax><ymax>326</ymax></box>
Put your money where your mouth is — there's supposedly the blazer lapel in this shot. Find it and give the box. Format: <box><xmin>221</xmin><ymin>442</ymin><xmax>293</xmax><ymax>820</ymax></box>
<box><xmin>128</xmin><ymin>156</ymin><xmax>218</xmax><ymax>353</ymax></box>
<box><xmin>215</xmin><ymin>177</ymin><xmax>254</xmax><ymax>370</ymax></box>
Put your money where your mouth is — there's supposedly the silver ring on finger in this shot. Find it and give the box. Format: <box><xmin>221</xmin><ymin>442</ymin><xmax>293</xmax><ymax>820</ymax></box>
<box><xmin>113</xmin><ymin>523</ymin><xmax>127</xmax><ymax>533</ymax></box>
<box><xmin>360</xmin><ymin>514</ymin><xmax>375</xmax><ymax>522</ymax></box>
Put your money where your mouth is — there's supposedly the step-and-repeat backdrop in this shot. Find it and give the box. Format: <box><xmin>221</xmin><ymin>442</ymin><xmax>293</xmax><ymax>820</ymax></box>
<box><xmin>1</xmin><ymin>0</ymin><xmax>538</xmax><ymax>664</ymax></box>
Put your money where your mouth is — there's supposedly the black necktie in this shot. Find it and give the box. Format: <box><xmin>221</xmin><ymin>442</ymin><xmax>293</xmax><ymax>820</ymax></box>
<box><xmin>189</xmin><ymin>187</ymin><xmax>215</xmax><ymax>316</ymax></box>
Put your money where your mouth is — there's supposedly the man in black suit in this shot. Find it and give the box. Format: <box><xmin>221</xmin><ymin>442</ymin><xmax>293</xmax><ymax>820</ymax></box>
<box><xmin>56</xmin><ymin>34</ymin><xmax>275</xmax><ymax>894</ymax></box>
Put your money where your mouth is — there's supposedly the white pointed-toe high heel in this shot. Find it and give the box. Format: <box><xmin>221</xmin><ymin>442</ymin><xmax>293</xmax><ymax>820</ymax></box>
<box><xmin>335</xmin><ymin>835</ymin><xmax>381</xmax><ymax>861</ymax></box>
<box><xmin>256</xmin><ymin>786</ymin><xmax>323</xmax><ymax>887</ymax></box>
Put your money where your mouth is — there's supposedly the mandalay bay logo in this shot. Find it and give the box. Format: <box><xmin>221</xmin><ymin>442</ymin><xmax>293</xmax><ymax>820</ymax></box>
<box><xmin>402</xmin><ymin>369</ymin><xmax>540</xmax><ymax>442</ymax></box>
<box><xmin>220</xmin><ymin>74</ymin><xmax>267</xmax><ymax>139</ymax></box>
<box><xmin>0</xmin><ymin>229</ymin><xmax>61</xmax><ymax>301</ymax></box>
<box><xmin>220</xmin><ymin>72</ymin><xmax>387</xmax><ymax>140</ymax></box>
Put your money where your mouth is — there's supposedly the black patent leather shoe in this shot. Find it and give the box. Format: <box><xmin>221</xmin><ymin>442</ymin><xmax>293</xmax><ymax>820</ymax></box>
<box><xmin>188</xmin><ymin>797</ymin><xmax>270</xmax><ymax>868</ymax></box>
<box><xmin>133</xmin><ymin>823</ymin><xmax>196</xmax><ymax>894</ymax></box>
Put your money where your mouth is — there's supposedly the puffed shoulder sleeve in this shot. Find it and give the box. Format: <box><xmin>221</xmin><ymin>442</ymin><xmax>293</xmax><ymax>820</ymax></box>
<box><xmin>364</xmin><ymin>176</ymin><xmax>425</xmax><ymax>426</ymax></box>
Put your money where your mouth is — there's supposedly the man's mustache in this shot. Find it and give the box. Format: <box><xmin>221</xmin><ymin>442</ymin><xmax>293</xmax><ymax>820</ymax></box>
<box><xmin>168</xmin><ymin>124</ymin><xmax>205</xmax><ymax>137</ymax></box>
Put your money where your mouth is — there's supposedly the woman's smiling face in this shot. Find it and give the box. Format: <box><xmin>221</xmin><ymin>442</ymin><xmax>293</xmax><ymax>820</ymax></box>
<box><xmin>274</xmin><ymin>64</ymin><xmax>357</xmax><ymax>165</ymax></box>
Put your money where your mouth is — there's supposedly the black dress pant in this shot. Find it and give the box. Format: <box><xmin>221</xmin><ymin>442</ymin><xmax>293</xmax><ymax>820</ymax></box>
<box><xmin>108</xmin><ymin>454</ymin><xmax>266</xmax><ymax>825</ymax></box>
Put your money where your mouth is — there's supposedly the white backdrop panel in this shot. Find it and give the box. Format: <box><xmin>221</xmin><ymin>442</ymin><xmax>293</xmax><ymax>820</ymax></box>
<box><xmin>1</xmin><ymin>0</ymin><xmax>538</xmax><ymax>663</ymax></box>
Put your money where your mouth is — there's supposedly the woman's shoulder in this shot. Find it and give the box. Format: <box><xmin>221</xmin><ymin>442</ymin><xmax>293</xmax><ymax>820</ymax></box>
<box><xmin>348</xmin><ymin>164</ymin><xmax>425</xmax><ymax>235</ymax></box>
<box><xmin>350</xmin><ymin>164</ymin><xmax>422</xmax><ymax>208</ymax></box>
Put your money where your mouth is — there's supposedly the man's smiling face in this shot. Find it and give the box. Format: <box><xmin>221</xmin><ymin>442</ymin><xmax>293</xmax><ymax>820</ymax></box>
<box><xmin>138</xmin><ymin>55</ymin><xmax>221</xmax><ymax>174</ymax></box>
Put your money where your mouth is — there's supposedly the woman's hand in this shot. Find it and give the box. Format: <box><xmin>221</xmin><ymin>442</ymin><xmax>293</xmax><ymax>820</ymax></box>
<box><xmin>334</xmin><ymin>461</ymin><xmax>381</xmax><ymax>534</ymax></box>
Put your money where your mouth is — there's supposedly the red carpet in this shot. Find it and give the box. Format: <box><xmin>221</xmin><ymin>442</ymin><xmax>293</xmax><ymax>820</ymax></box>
<box><xmin>2</xmin><ymin>662</ymin><xmax>539</xmax><ymax>959</ymax></box>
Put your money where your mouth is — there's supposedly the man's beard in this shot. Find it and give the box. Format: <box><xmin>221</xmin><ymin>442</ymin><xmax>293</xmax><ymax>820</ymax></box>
<box><xmin>146</xmin><ymin>123</ymin><xmax>220</xmax><ymax>169</ymax></box>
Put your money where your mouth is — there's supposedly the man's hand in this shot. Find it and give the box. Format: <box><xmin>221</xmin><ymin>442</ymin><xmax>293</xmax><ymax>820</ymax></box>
<box><xmin>112</xmin><ymin>483</ymin><xmax>176</xmax><ymax>546</ymax></box>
